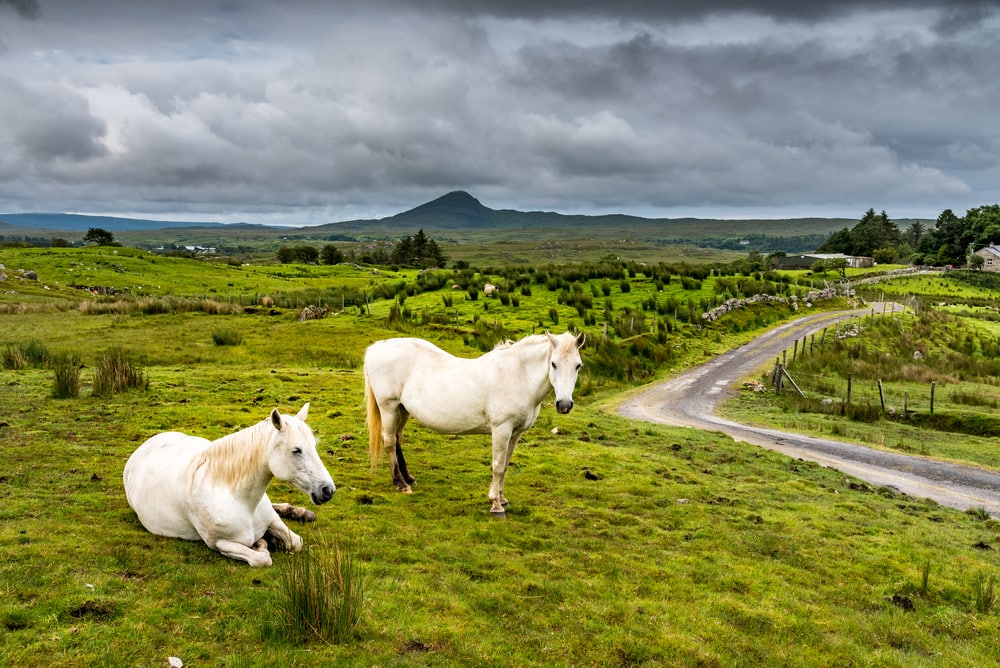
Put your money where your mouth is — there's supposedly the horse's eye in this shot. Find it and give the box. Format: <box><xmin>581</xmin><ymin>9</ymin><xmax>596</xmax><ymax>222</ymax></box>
<box><xmin>292</xmin><ymin>447</ymin><xmax>302</xmax><ymax>455</ymax></box>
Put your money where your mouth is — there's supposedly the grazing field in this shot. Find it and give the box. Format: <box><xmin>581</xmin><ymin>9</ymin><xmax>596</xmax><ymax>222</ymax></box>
<box><xmin>1</xmin><ymin>247</ymin><xmax>999</xmax><ymax>667</ymax></box>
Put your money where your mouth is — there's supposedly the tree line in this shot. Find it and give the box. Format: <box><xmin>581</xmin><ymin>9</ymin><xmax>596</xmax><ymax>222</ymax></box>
<box><xmin>817</xmin><ymin>204</ymin><xmax>1000</xmax><ymax>266</ymax></box>
<box><xmin>277</xmin><ymin>228</ymin><xmax>447</xmax><ymax>268</ymax></box>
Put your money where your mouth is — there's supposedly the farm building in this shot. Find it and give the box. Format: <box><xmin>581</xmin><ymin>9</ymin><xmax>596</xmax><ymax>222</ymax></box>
<box><xmin>971</xmin><ymin>244</ymin><xmax>1000</xmax><ymax>272</ymax></box>
<box><xmin>774</xmin><ymin>253</ymin><xmax>875</xmax><ymax>270</ymax></box>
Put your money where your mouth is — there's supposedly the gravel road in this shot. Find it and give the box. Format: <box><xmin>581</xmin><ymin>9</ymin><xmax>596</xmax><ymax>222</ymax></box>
<box><xmin>616</xmin><ymin>306</ymin><xmax>1000</xmax><ymax>518</ymax></box>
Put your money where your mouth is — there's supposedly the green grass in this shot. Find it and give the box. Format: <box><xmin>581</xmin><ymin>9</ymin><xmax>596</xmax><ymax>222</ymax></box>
<box><xmin>720</xmin><ymin>304</ymin><xmax>1000</xmax><ymax>472</ymax></box>
<box><xmin>1</xmin><ymin>249</ymin><xmax>999</xmax><ymax>666</ymax></box>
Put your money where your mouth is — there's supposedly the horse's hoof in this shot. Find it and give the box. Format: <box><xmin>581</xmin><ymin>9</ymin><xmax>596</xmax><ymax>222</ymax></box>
<box><xmin>490</xmin><ymin>510</ymin><xmax>507</xmax><ymax>518</ymax></box>
<box><xmin>398</xmin><ymin>485</ymin><xmax>413</xmax><ymax>494</ymax></box>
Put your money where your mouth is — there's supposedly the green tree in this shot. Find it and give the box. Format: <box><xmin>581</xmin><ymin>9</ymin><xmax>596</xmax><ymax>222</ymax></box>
<box><xmin>389</xmin><ymin>229</ymin><xmax>448</xmax><ymax>268</ymax></box>
<box><xmin>872</xmin><ymin>247</ymin><xmax>896</xmax><ymax>264</ymax></box>
<box><xmin>320</xmin><ymin>244</ymin><xmax>344</xmax><ymax>265</ymax></box>
<box><xmin>83</xmin><ymin>227</ymin><xmax>115</xmax><ymax>245</ymax></box>
<box><xmin>904</xmin><ymin>221</ymin><xmax>925</xmax><ymax>248</ymax></box>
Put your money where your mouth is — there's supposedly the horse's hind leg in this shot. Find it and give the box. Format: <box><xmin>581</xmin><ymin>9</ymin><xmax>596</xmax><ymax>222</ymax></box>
<box><xmin>384</xmin><ymin>408</ymin><xmax>413</xmax><ymax>493</ymax></box>
<box><xmin>394</xmin><ymin>410</ymin><xmax>415</xmax><ymax>485</ymax></box>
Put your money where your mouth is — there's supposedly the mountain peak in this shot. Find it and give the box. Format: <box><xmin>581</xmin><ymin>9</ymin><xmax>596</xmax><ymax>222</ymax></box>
<box><xmin>394</xmin><ymin>191</ymin><xmax>494</xmax><ymax>228</ymax></box>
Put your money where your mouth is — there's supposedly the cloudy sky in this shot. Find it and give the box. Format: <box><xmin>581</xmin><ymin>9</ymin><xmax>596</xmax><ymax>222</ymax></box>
<box><xmin>1</xmin><ymin>0</ymin><xmax>998</xmax><ymax>226</ymax></box>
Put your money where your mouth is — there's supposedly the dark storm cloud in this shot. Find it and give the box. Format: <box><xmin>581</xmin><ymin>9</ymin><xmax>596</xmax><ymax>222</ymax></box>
<box><xmin>371</xmin><ymin>0</ymin><xmax>999</xmax><ymax>22</ymax></box>
<box><xmin>0</xmin><ymin>0</ymin><xmax>997</xmax><ymax>223</ymax></box>
<box><xmin>0</xmin><ymin>0</ymin><xmax>40</xmax><ymax>19</ymax></box>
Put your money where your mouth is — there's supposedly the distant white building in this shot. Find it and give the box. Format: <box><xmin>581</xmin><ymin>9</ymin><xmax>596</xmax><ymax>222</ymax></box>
<box><xmin>774</xmin><ymin>253</ymin><xmax>874</xmax><ymax>270</ymax></box>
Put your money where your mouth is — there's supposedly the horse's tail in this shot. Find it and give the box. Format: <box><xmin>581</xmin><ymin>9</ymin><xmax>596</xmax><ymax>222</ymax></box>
<box><xmin>365</xmin><ymin>371</ymin><xmax>384</xmax><ymax>471</ymax></box>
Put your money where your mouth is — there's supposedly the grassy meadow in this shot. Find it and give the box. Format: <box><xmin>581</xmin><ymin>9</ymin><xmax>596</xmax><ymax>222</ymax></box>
<box><xmin>2</xmin><ymin>246</ymin><xmax>1000</xmax><ymax>667</ymax></box>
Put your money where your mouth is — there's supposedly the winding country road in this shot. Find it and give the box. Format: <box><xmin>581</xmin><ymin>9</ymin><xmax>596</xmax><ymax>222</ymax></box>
<box><xmin>617</xmin><ymin>306</ymin><xmax>1000</xmax><ymax>518</ymax></box>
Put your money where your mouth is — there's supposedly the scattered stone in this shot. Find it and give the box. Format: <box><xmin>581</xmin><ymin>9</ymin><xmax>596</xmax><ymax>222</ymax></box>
<box><xmin>298</xmin><ymin>304</ymin><xmax>329</xmax><ymax>321</ymax></box>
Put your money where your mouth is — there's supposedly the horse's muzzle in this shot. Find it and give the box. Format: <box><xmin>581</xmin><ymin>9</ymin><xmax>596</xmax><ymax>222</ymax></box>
<box><xmin>312</xmin><ymin>483</ymin><xmax>335</xmax><ymax>505</ymax></box>
<box><xmin>555</xmin><ymin>399</ymin><xmax>574</xmax><ymax>414</ymax></box>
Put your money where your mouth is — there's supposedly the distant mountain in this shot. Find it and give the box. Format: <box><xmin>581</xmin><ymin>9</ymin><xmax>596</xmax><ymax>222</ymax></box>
<box><xmin>0</xmin><ymin>213</ymin><xmax>231</xmax><ymax>232</ymax></box>
<box><xmin>1</xmin><ymin>192</ymin><xmax>873</xmax><ymax>254</ymax></box>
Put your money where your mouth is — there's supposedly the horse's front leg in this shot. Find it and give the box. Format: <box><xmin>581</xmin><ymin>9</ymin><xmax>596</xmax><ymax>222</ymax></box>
<box><xmin>499</xmin><ymin>430</ymin><xmax>525</xmax><ymax>508</ymax></box>
<box><xmin>257</xmin><ymin>497</ymin><xmax>302</xmax><ymax>553</ymax></box>
<box><xmin>214</xmin><ymin>538</ymin><xmax>273</xmax><ymax>567</ymax></box>
<box><xmin>488</xmin><ymin>425</ymin><xmax>516</xmax><ymax>516</ymax></box>
<box><xmin>265</xmin><ymin>516</ymin><xmax>303</xmax><ymax>553</ymax></box>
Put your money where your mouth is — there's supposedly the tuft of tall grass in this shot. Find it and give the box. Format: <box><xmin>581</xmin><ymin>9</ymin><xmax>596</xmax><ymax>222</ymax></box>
<box><xmin>211</xmin><ymin>327</ymin><xmax>243</xmax><ymax>346</ymax></box>
<box><xmin>92</xmin><ymin>347</ymin><xmax>148</xmax><ymax>397</ymax></box>
<box><xmin>271</xmin><ymin>536</ymin><xmax>365</xmax><ymax>645</ymax></box>
<box><xmin>974</xmin><ymin>572</ymin><xmax>996</xmax><ymax>614</ymax></box>
<box><xmin>2</xmin><ymin>339</ymin><xmax>49</xmax><ymax>369</ymax></box>
<box><xmin>51</xmin><ymin>353</ymin><xmax>83</xmax><ymax>398</ymax></box>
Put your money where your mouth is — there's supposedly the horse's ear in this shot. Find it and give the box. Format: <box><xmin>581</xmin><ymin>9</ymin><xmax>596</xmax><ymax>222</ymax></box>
<box><xmin>296</xmin><ymin>402</ymin><xmax>310</xmax><ymax>421</ymax></box>
<box><xmin>545</xmin><ymin>330</ymin><xmax>558</xmax><ymax>347</ymax></box>
<box><xmin>575</xmin><ymin>331</ymin><xmax>586</xmax><ymax>348</ymax></box>
<box><xmin>270</xmin><ymin>408</ymin><xmax>283</xmax><ymax>431</ymax></box>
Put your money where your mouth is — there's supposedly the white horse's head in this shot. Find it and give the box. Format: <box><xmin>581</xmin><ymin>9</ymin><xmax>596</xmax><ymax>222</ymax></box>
<box><xmin>546</xmin><ymin>331</ymin><xmax>586</xmax><ymax>414</ymax></box>
<box><xmin>266</xmin><ymin>403</ymin><xmax>336</xmax><ymax>505</ymax></box>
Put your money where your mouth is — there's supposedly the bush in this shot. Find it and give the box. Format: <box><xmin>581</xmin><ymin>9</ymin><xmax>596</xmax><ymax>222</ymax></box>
<box><xmin>271</xmin><ymin>537</ymin><xmax>364</xmax><ymax>644</ymax></box>
<box><xmin>92</xmin><ymin>348</ymin><xmax>147</xmax><ymax>397</ymax></box>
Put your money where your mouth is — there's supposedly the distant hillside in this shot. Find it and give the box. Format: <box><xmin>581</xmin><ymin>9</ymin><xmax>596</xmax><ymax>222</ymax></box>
<box><xmin>0</xmin><ymin>213</ymin><xmax>231</xmax><ymax>232</ymax></box>
<box><xmin>2</xmin><ymin>191</ymin><xmax>914</xmax><ymax>255</ymax></box>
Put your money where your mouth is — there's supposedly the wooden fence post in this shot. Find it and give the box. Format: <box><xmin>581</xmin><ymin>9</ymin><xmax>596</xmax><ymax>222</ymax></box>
<box><xmin>877</xmin><ymin>379</ymin><xmax>885</xmax><ymax>413</ymax></box>
<box><xmin>847</xmin><ymin>374</ymin><xmax>852</xmax><ymax>403</ymax></box>
<box><xmin>930</xmin><ymin>381</ymin><xmax>936</xmax><ymax>414</ymax></box>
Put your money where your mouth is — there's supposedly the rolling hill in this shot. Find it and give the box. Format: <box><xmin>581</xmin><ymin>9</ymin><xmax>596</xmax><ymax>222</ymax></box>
<box><xmin>1</xmin><ymin>191</ymin><xmax>897</xmax><ymax>253</ymax></box>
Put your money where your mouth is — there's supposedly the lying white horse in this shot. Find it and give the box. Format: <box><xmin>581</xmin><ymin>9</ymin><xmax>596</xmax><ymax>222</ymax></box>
<box><xmin>123</xmin><ymin>403</ymin><xmax>335</xmax><ymax>566</ymax></box>
<box><xmin>365</xmin><ymin>331</ymin><xmax>585</xmax><ymax>515</ymax></box>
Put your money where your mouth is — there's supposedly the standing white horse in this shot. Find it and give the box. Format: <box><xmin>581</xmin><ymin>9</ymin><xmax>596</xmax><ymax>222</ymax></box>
<box><xmin>123</xmin><ymin>404</ymin><xmax>335</xmax><ymax>566</ymax></box>
<box><xmin>365</xmin><ymin>331</ymin><xmax>585</xmax><ymax>516</ymax></box>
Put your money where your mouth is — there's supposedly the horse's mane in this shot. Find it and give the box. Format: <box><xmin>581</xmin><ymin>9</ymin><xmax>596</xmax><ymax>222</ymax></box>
<box><xmin>491</xmin><ymin>333</ymin><xmax>549</xmax><ymax>353</ymax></box>
<box><xmin>194</xmin><ymin>419</ymin><xmax>272</xmax><ymax>487</ymax></box>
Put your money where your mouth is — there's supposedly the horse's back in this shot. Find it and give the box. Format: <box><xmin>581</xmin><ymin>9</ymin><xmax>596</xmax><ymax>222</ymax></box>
<box><xmin>365</xmin><ymin>336</ymin><xmax>523</xmax><ymax>433</ymax></box>
<box><xmin>124</xmin><ymin>431</ymin><xmax>209</xmax><ymax>540</ymax></box>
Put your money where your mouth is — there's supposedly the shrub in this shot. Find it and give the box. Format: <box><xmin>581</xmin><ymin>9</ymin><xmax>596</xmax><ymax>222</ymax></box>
<box><xmin>211</xmin><ymin>327</ymin><xmax>244</xmax><ymax>346</ymax></box>
<box><xmin>92</xmin><ymin>348</ymin><xmax>147</xmax><ymax>397</ymax></box>
<box><xmin>271</xmin><ymin>537</ymin><xmax>364</xmax><ymax>644</ymax></box>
